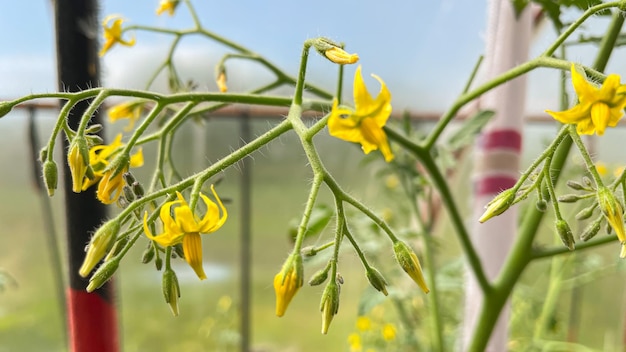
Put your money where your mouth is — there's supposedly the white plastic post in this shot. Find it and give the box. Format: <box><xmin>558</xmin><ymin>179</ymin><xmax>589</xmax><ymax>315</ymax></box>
<box><xmin>462</xmin><ymin>2</ymin><xmax>532</xmax><ymax>351</ymax></box>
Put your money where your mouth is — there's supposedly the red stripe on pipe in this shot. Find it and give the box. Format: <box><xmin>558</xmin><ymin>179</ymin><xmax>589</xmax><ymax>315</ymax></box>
<box><xmin>67</xmin><ymin>288</ymin><xmax>119</xmax><ymax>352</ymax></box>
<box><xmin>475</xmin><ymin>175</ymin><xmax>517</xmax><ymax>196</ymax></box>
<box><xmin>479</xmin><ymin>129</ymin><xmax>522</xmax><ymax>151</ymax></box>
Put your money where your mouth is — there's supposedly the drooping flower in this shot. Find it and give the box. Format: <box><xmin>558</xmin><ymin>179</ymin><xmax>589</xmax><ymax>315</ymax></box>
<box><xmin>108</xmin><ymin>100</ymin><xmax>145</xmax><ymax>131</ymax></box>
<box><xmin>143</xmin><ymin>186</ymin><xmax>228</xmax><ymax>280</ymax></box>
<box><xmin>81</xmin><ymin>134</ymin><xmax>143</xmax><ymax>204</ymax></box>
<box><xmin>156</xmin><ymin>0</ymin><xmax>180</xmax><ymax>16</ymax></box>
<box><xmin>597</xmin><ymin>187</ymin><xmax>626</xmax><ymax>258</ymax></box>
<box><xmin>274</xmin><ymin>253</ymin><xmax>303</xmax><ymax>317</ymax></box>
<box><xmin>328</xmin><ymin>66</ymin><xmax>394</xmax><ymax>162</ymax></box>
<box><xmin>546</xmin><ymin>63</ymin><xmax>626</xmax><ymax>136</ymax></box>
<box><xmin>68</xmin><ymin>137</ymin><xmax>90</xmax><ymax>193</ymax></box>
<box><xmin>100</xmin><ymin>15</ymin><xmax>136</xmax><ymax>57</ymax></box>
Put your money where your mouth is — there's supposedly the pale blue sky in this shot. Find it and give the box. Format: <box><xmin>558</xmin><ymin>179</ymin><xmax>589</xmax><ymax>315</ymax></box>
<box><xmin>0</xmin><ymin>1</ymin><xmax>623</xmax><ymax>114</ymax></box>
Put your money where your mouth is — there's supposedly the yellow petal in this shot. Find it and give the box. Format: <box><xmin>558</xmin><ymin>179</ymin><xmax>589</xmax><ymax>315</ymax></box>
<box><xmin>199</xmin><ymin>185</ymin><xmax>228</xmax><ymax>233</ymax></box>
<box><xmin>591</xmin><ymin>102</ymin><xmax>610</xmax><ymax>135</ymax></box>
<box><xmin>183</xmin><ymin>232</ymin><xmax>207</xmax><ymax>280</ymax></box>
<box><xmin>130</xmin><ymin>148</ymin><xmax>144</xmax><ymax>167</ymax></box>
<box><xmin>545</xmin><ymin>103</ymin><xmax>591</xmax><ymax>124</ymax></box>
<box><xmin>571</xmin><ymin>63</ymin><xmax>598</xmax><ymax>104</ymax></box>
<box><xmin>598</xmin><ymin>73</ymin><xmax>621</xmax><ymax>102</ymax></box>
<box><xmin>370</xmin><ymin>74</ymin><xmax>393</xmax><ymax>127</ymax></box>
<box><xmin>353</xmin><ymin>66</ymin><xmax>375</xmax><ymax>111</ymax></box>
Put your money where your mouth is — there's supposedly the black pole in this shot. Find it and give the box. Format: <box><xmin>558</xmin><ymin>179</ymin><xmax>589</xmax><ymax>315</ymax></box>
<box><xmin>239</xmin><ymin>112</ymin><xmax>252</xmax><ymax>351</ymax></box>
<box><xmin>54</xmin><ymin>1</ymin><xmax>119</xmax><ymax>351</ymax></box>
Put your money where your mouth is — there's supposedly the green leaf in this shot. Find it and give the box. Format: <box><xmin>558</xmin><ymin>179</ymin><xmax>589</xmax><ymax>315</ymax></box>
<box><xmin>446</xmin><ymin>109</ymin><xmax>495</xmax><ymax>151</ymax></box>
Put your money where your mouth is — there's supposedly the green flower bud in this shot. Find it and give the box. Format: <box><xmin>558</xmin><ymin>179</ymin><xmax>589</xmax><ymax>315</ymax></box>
<box><xmin>155</xmin><ymin>256</ymin><xmax>163</xmax><ymax>271</ymax></box>
<box><xmin>365</xmin><ymin>266</ymin><xmax>388</xmax><ymax>296</ymax></box>
<box><xmin>535</xmin><ymin>199</ymin><xmax>547</xmax><ymax>212</ymax></box>
<box><xmin>393</xmin><ymin>241</ymin><xmax>429</xmax><ymax>293</ymax></box>
<box><xmin>142</xmin><ymin>246</ymin><xmax>155</xmax><ymax>264</ymax></box>
<box><xmin>86</xmin><ymin>259</ymin><xmax>120</xmax><ymax>292</ymax></box>
<box><xmin>122</xmin><ymin>172</ymin><xmax>136</xmax><ymax>185</ymax></box>
<box><xmin>123</xmin><ymin>185</ymin><xmax>135</xmax><ymax>202</ymax></box>
<box><xmin>162</xmin><ymin>268</ymin><xmax>181</xmax><ymax>316</ymax></box>
<box><xmin>566</xmin><ymin>180</ymin><xmax>588</xmax><ymax>191</ymax></box>
<box><xmin>104</xmin><ymin>235</ymin><xmax>129</xmax><ymax>262</ymax></box>
<box><xmin>319</xmin><ymin>281</ymin><xmax>340</xmax><ymax>334</ymax></box>
<box><xmin>42</xmin><ymin>160</ymin><xmax>58</xmax><ymax>197</ymax></box>
<box><xmin>132</xmin><ymin>181</ymin><xmax>144</xmax><ymax>198</ymax></box>
<box><xmin>575</xmin><ymin>204</ymin><xmax>596</xmax><ymax>221</ymax></box>
<box><xmin>555</xmin><ymin>219</ymin><xmax>575</xmax><ymax>250</ymax></box>
<box><xmin>557</xmin><ymin>194</ymin><xmax>582</xmax><ymax>203</ymax></box>
<box><xmin>79</xmin><ymin>219</ymin><xmax>120</xmax><ymax>277</ymax></box>
<box><xmin>479</xmin><ymin>189</ymin><xmax>515</xmax><ymax>223</ymax></box>
<box><xmin>301</xmin><ymin>246</ymin><xmax>318</xmax><ymax>257</ymax></box>
<box><xmin>84</xmin><ymin>124</ymin><xmax>103</xmax><ymax>134</ymax></box>
<box><xmin>308</xmin><ymin>265</ymin><xmax>330</xmax><ymax>286</ymax></box>
<box><xmin>313</xmin><ymin>37</ymin><xmax>359</xmax><ymax>65</ymax></box>
<box><xmin>580</xmin><ymin>217</ymin><xmax>603</xmax><ymax>242</ymax></box>
<box><xmin>582</xmin><ymin>176</ymin><xmax>593</xmax><ymax>188</ymax></box>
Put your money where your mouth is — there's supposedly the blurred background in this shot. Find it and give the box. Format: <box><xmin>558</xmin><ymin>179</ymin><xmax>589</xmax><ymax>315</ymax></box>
<box><xmin>2</xmin><ymin>1</ymin><xmax>626</xmax><ymax>351</ymax></box>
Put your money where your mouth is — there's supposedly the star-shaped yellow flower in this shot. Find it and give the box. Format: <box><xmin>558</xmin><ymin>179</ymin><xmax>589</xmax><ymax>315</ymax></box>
<box><xmin>328</xmin><ymin>66</ymin><xmax>393</xmax><ymax>162</ymax></box>
<box><xmin>143</xmin><ymin>186</ymin><xmax>227</xmax><ymax>280</ymax></box>
<box><xmin>81</xmin><ymin>134</ymin><xmax>143</xmax><ymax>204</ymax></box>
<box><xmin>546</xmin><ymin>63</ymin><xmax>626</xmax><ymax>136</ymax></box>
<box><xmin>100</xmin><ymin>15</ymin><xmax>136</xmax><ymax>57</ymax></box>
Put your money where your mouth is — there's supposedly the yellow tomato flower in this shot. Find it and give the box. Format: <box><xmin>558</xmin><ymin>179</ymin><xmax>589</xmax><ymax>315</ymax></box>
<box><xmin>597</xmin><ymin>187</ymin><xmax>626</xmax><ymax>258</ymax></box>
<box><xmin>329</xmin><ymin>66</ymin><xmax>394</xmax><ymax>162</ymax></box>
<box><xmin>596</xmin><ymin>162</ymin><xmax>608</xmax><ymax>177</ymax></box>
<box><xmin>274</xmin><ymin>253</ymin><xmax>303</xmax><ymax>317</ymax></box>
<box><xmin>156</xmin><ymin>0</ymin><xmax>180</xmax><ymax>16</ymax></box>
<box><xmin>82</xmin><ymin>134</ymin><xmax>144</xmax><ymax>204</ymax></box>
<box><xmin>356</xmin><ymin>316</ymin><xmax>372</xmax><ymax>331</ymax></box>
<box><xmin>68</xmin><ymin>137</ymin><xmax>90</xmax><ymax>193</ymax></box>
<box><xmin>108</xmin><ymin>101</ymin><xmax>144</xmax><ymax>131</ymax></box>
<box><xmin>100</xmin><ymin>15</ymin><xmax>136</xmax><ymax>57</ymax></box>
<box><xmin>546</xmin><ymin>63</ymin><xmax>626</xmax><ymax>135</ymax></box>
<box><xmin>143</xmin><ymin>185</ymin><xmax>228</xmax><ymax>280</ymax></box>
<box><xmin>381</xmin><ymin>323</ymin><xmax>397</xmax><ymax>341</ymax></box>
<box><xmin>393</xmin><ymin>241</ymin><xmax>430</xmax><ymax>293</ymax></box>
<box><xmin>348</xmin><ymin>333</ymin><xmax>362</xmax><ymax>352</ymax></box>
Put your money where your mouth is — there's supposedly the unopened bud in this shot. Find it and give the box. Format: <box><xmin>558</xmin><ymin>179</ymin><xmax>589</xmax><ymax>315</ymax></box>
<box><xmin>79</xmin><ymin>219</ymin><xmax>120</xmax><ymax>277</ymax></box>
<box><xmin>582</xmin><ymin>176</ymin><xmax>593</xmax><ymax>188</ymax></box>
<box><xmin>320</xmin><ymin>281</ymin><xmax>340</xmax><ymax>334</ymax></box>
<box><xmin>557</xmin><ymin>194</ymin><xmax>582</xmax><ymax>203</ymax></box>
<box><xmin>142</xmin><ymin>246</ymin><xmax>155</xmax><ymax>264</ymax></box>
<box><xmin>85</xmin><ymin>124</ymin><xmax>103</xmax><ymax>134</ymax></box>
<box><xmin>566</xmin><ymin>180</ymin><xmax>587</xmax><ymax>191</ymax></box>
<box><xmin>308</xmin><ymin>266</ymin><xmax>330</xmax><ymax>286</ymax></box>
<box><xmin>301</xmin><ymin>245</ymin><xmax>317</xmax><ymax>257</ymax></box>
<box><xmin>42</xmin><ymin>160</ymin><xmax>58</xmax><ymax>197</ymax></box>
<box><xmin>162</xmin><ymin>268</ymin><xmax>181</xmax><ymax>316</ymax></box>
<box><xmin>155</xmin><ymin>256</ymin><xmax>163</xmax><ymax>271</ymax></box>
<box><xmin>123</xmin><ymin>185</ymin><xmax>135</xmax><ymax>202</ymax></box>
<box><xmin>216</xmin><ymin>71</ymin><xmax>228</xmax><ymax>93</ymax></box>
<box><xmin>366</xmin><ymin>267</ymin><xmax>388</xmax><ymax>296</ymax></box>
<box><xmin>105</xmin><ymin>235</ymin><xmax>129</xmax><ymax>262</ymax></box>
<box><xmin>535</xmin><ymin>199</ymin><xmax>547</xmax><ymax>212</ymax></box>
<box><xmin>86</xmin><ymin>259</ymin><xmax>120</xmax><ymax>292</ymax></box>
<box><xmin>123</xmin><ymin>172</ymin><xmax>136</xmax><ymax>185</ymax></box>
<box><xmin>479</xmin><ymin>189</ymin><xmax>515</xmax><ymax>223</ymax></box>
<box><xmin>393</xmin><ymin>241</ymin><xmax>429</xmax><ymax>293</ymax></box>
<box><xmin>575</xmin><ymin>205</ymin><xmax>596</xmax><ymax>221</ymax></box>
<box><xmin>313</xmin><ymin>37</ymin><xmax>359</xmax><ymax>65</ymax></box>
<box><xmin>580</xmin><ymin>217</ymin><xmax>603</xmax><ymax>242</ymax></box>
<box><xmin>132</xmin><ymin>182</ymin><xmax>145</xmax><ymax>198</ymax></box>
<box><xmin>555</xmin><ymin>219</ymin><xmax>575</xmax><ymax>250</ymax></box>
